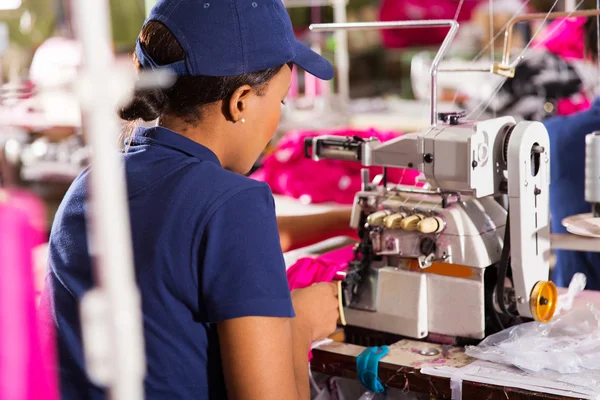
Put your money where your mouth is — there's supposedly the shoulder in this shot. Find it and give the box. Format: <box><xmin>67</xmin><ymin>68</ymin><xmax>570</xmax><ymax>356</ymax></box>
<box><xmin>55</xmin><ymin>167</ymin><xmax>91</xmax><ymax>216</ymax></box>
<box><xmin>184</xmin><ymin>163</ymin><xmax>275</xmax><ymax>224</ymax></box>
<box><xmin>543</xmin><ymin>104</ymin><xmax>600</xmax><ymax>138</ymax></box>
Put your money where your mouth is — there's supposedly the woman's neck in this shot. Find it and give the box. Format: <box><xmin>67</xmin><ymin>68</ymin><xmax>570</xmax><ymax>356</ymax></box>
<box><xmin>159</xmin><ymin>113</ymin><xmax>230</xmax><ymax>167</ymax></box>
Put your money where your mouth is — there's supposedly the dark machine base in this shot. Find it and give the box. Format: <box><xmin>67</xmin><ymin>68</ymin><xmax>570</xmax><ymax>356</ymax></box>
<box><xmin>343</xmin><ymin>325</ymin><xmax>485</xmax><ymax>347</ymax></box>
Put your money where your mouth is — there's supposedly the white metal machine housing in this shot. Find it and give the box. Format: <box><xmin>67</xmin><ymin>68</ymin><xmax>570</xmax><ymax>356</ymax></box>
<box><xmin>306</xmin><ymin>113</ymin><xmax>556</xmax><ymax>342</ymax></box>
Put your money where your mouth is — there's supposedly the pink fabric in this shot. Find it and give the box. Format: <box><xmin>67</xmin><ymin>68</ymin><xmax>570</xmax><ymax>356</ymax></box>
<box><xmin>287</xmin><ymin>246</ymin><xmax>355</xmax><ymax>291</ymax></box>
<box><xmin>287</xmin><ymin>246</ymin><xmax>355</xmax><ymax>361</ymax></box>
<box><xmin>557</xmin><ymin>94</ymin><xmax>592</xmax><ymax>116</ymax></box>
<box><xmin>378</xmin><ymin>0</ymin><xmax>482</xmax><ymax>49</ymax></box>
<box><xmin>533</xmin><ymin>17</ymin><xmax>593</xmax><ymax>117</ymax></box>
<box><xmin>4</xmin><ymin>188</ymin><xmax>47</xmax><ymax>247</ymax></box>
<box><xmin>252</xmin><ymin>128</ymin><xmax>421</xmax><ymax>204</ymax></box>
<box><xmin>5</xmin><ymin>189</ymin><xmax>48</xmax><ymax>298</ymax></box>
<box><xmin>533</xmin><ymin>17</ymin><xmax>587</xmax><ymax>61</ymax></box>
<box><xmin>0</xmin><ymin>190</ymin><xmax>57</xmax><ymax>400</ymax></box>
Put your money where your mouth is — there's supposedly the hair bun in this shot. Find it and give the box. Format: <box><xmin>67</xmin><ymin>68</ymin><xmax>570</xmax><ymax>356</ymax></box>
<box><xmin>119</xmin><ymin>88</ymin><xmax>169</xmax><ymax>122</ymax></box>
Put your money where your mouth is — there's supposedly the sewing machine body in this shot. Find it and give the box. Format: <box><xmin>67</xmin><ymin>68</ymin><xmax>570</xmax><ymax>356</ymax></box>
<box><xmin>307</xmin><ymin>114</ymin><xmax>555</xmax><ymax>342</ymax></box>
<box><xmin>344</xmin><ymin>189</ymin><xmax>506</xmax><ymax>340</ymax></box>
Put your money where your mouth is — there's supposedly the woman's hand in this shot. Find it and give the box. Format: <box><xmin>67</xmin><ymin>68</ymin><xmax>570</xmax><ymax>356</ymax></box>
<box><xmin>291</xmin><ymin>282</ymin><xmax>339</xmax><ymax>342</ymax></box>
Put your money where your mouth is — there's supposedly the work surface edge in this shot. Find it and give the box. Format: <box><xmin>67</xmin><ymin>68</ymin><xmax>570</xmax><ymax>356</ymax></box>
<box><xmin>310</xmin><ymin>348</ymin><xmax>579</xmax><ymax>400</ymax></box>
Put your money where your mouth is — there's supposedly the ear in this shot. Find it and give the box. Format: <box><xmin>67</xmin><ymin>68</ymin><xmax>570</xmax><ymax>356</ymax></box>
<box><xmin>228</xmin><ymin>84</ymin><xmax>253</xmax><ymax>123</ymax></box>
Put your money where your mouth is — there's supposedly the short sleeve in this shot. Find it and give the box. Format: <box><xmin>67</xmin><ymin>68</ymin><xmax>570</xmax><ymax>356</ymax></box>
<box><xmin>199</xmin><ymin>184</ymin><xmax>294</xmax><ymax>322</ymax></box>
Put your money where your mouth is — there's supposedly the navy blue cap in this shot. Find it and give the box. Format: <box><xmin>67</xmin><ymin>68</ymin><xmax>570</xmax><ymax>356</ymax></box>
<box><xmin>136</xmin><ymin>0</ymin><xmax>334</xmax><ymax>80</ymax></box>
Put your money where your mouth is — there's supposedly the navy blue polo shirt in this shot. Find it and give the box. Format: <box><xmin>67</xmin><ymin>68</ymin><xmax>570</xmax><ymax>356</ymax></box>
<box><xmin>545</xmin><ymin>98</ymin><xmax>600</xmax><ymax>290</ymax></box>
<box><xmin>46</xmin><ymin>126</ymin><xmax>294</xmax><ymax>399</ymax></box>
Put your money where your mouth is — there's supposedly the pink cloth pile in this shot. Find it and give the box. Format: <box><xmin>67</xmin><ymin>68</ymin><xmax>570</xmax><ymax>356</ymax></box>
<box><xmin>252</xmin><ymin>128</ymin><xmax>421</xmax><ymax>204</ymax></box>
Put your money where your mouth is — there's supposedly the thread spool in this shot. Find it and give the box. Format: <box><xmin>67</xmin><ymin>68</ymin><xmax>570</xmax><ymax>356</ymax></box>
<box><xmin>384</xmin><ymin>212</ymin><xmax>407</xmax><ymax>229</ymax></box>
<box><xmin>417</xmin><ymin>216</ymin><xmax>445</xmax><ymax>234</ymax></box>
<box><xmin>367</xmin><ymin>210</ymin><xmax>392</xmax><ymax>226</ymax></box>
<box><xmin>585</xmin><ymin>132</ymin><xmax>600</xmax><ymax>206</ymax></box>
<box><xmin>400</xmin><ymin>214</ymin><xmax>425</xmax><ymax>231</ymax></box>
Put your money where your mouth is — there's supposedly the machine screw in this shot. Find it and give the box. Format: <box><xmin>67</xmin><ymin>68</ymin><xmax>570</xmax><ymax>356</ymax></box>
<box><xmin>539</xmin><ymin>297</ymin><xmax>549</xmax><ymax>306</ymax></box>
<box><xmin>437</xmin><ymin>111</ymin><xmax>466</xmax><ymax>125</ymax></box>
<box><xmin>518</xmin><ymin>297</ymin><xmax>525</xmax><ymax>304</ymax></box>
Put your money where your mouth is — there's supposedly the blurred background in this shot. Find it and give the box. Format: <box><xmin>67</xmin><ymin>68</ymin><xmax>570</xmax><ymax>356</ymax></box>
<box><xmin>1</xmin><ymin>1</ymin><xmax>599</xmax><ymax>397</ymax></box>
<box><xmin>0</xmin><ymin>0</ymin><xmax>596</xmax><ymax>265</ymax></box>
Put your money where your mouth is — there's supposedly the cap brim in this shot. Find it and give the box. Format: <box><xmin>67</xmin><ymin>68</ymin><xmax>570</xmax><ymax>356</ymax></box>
<box><xmin>292</xmin><ymin>40</ymin><xmax>335</xmax><ymax>81</ymax></box>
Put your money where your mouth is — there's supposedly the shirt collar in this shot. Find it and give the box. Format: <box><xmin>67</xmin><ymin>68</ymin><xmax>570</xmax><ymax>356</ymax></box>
<box><xmin>131</xmin><ymin>126</ymin><xmax>221</xmax><ymax>166</ymax></box>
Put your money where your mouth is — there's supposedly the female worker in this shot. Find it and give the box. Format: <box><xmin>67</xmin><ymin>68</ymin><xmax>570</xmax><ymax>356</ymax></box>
<box><xmin>545</xmin><ymin>17</ymin><xmax>600</xmax><ymax>290</ymax></box>
<box><xmin>43</xmin><ymin>1</ymin><xmax>342</xmax><ymax>399</ymax></box>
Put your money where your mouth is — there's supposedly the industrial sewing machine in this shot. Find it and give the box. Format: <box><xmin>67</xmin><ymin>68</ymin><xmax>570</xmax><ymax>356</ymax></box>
<box><xmin>305</xmin><ymin>111</ymin><xmax>557</xmax><ymax>345</ymax></box>
<box><xmin>303</xmin><ymin>8</ymin><xmax>600</xmax><ymax>345</ymax></box>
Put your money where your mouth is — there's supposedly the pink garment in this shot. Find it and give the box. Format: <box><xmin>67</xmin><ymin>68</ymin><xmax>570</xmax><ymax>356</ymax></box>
<box><xmin>287</xmin><ymin>246</ymin><xmax>355</xmax><ymax>361</ymax></box>
<box><xmin>557</xmin><ymin>94</ymin><xmax>592</xmax><ymax>116</ymax></box>
<box><xmin>5</xmin><ymin>189</ymin><xmax>48</xmax><ymax>298</ymax></box>
<box><xmin>533</xmin><ymin>17</ymin><xmax>593</xmax><ymax>117</ymax></box>
<box><xmin>378</xmin><ymin>0</ymin><xmax>482</xmax><ymax>49</ymax></box>
<box><xmin>252</xmin><ymin>129</ymin><xmax>421</xmax><ymax>204</ymax></box>
<box><xmin>287</xmin><ymin>246</ymin><xmax>354</xmax><ymax>291</ymax></box>
<box><xmin>0</xmin><ymin>190</ymin><xmax>58</xmax><ymax>400</ymax></box>
<box><xmin>533</xmin><ymin>17</ymin><xmax>587</xmax><ymax>60</ymax></box>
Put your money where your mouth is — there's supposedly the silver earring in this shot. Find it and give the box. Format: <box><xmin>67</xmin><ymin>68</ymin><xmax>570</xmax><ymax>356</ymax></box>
<box><xmin>240</xmin><ymin>118</ymin><xmax>246</xmax><ymax>124</ymax></box>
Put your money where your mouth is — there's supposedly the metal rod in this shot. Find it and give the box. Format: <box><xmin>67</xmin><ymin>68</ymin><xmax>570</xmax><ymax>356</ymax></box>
<box><xmin>596</xmin><ymin>0</ymin><xmax>599</xmax><ymax>89</ymax></box>
<box><xmin>438</xmin><ymin>66</ymin><xmax>492</xmax><ymax>72</ymax></box>
<box><xmin>501</xmin><ymin>9</ymin><xmax>600</xmax><ymax>66</ymax></box>
<box><xmin>332</xmin><ymin>0</ymin><xmax>349</xmax><ymax>109</ymax></box>
<box><xmin>72</xmin><ymin>0</ymin><xmax>145</xmax><ymax>398</ymax></box>
<box><xmin>310</xmin><ymin>20</ymin><xmax>459</xmax><ymax>126</ymax></box>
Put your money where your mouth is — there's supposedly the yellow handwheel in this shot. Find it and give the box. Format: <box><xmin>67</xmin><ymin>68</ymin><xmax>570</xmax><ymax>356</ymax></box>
<box><xmin>529</xmin><ymin>281</ymin><xmax>558</xmax><ymax>323</ymax></box>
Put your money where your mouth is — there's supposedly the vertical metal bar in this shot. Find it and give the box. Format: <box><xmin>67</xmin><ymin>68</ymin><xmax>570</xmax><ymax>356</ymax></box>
<box><xmin>72</xmin><ymin>0</ymin><xmax>145</xmax><ymax>398</ymax></box>
<box><xmin>310</xmin><ymin>20</ymin><xmax>459</xmax><ymax>127</ymax></box>
<box><xmin>596</xmin><ymin>0</ymin><xmax>600</xmax><ymax>86</ymax></box>
<box><xmin>332</xmin><ymin>0</ymin><xmax>350</xmax><ymax>108</ymax></box>
<box><xmin>490</xmin><ymin>0</ymin><xmax>496</xmax><ymax>119</ymax></box>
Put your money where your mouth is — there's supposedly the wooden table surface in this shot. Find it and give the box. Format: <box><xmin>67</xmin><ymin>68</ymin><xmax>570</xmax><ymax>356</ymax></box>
<box><xmin>311</xmin><ymin>290</ymin><xmax>600</xmax><ymax>400</ymax></box>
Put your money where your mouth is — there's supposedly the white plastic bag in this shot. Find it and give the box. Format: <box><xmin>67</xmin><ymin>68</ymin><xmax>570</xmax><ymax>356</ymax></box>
<box><xmin>555</xmin><ymin>273</ymin><xmax>587</xmax><ymax>316</ymax></box>
<box><xmin>465</xmin><ymin>274</ymin><xmax>600</xmax><ymax>390</ymax></box>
